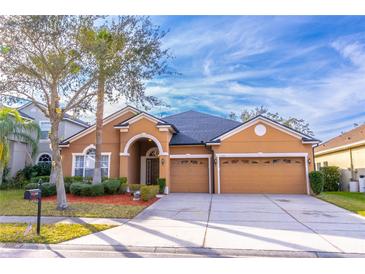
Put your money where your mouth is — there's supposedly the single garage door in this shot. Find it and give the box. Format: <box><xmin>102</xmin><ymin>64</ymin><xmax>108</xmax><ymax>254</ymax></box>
<box><xmin>170</xmin><ymin>158</ymin><xmax>209</xmax><ymax>193</ymax></box>
<box><xmin>220</xmin><ymin>157</ymin><xmax>307</xmax><ymax>194</ymax></box>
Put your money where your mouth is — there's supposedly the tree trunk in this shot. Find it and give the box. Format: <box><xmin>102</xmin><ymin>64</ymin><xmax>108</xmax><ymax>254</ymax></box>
<box><xmin>0</xmin><ymin>164</ymin><xmax>4</xmax><ymax>186</ymax></box>
<box><xmin>49</xmin><ymin>119</ymin><xmax>68</xmax><ymax>209</ymax></box>
<box><xmin>92</xmin><ymin>74</ymin><xmax>105</xmax><ymax>184</ymax></box>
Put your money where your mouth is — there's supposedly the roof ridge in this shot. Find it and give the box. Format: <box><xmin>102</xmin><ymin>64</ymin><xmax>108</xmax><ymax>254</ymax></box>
<box><xmin>163</xmin><ymin>109</ymin><xmax>241</xmax><ymax>124</ymax></box>
<box><xmin>319</xmin><ymin>123</ymin><xmax>365</xmax><ymax>147</ymax></box>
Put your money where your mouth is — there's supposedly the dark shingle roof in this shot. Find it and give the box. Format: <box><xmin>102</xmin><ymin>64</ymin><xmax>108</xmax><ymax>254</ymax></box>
<box><xmin>162</xmin><ymin>110</ymin><xmax>241</xmax><ymax>145</ymax></box>
<box><xmin>18</xmin><ymin>110</ymin><xmax>34</xmax><ymax>120</ymax></box>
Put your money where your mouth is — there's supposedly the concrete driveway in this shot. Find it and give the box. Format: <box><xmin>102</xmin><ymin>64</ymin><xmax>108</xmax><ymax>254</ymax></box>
<box><xmin>64</xmin><ymin>194</ymin><xmax>365</xmax><ymax>254</ymax></box>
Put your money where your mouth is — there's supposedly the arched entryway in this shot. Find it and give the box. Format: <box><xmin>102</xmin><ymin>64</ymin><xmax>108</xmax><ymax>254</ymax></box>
<box><xmin>126</xmin><ymin>137</ymin><xmax>160</xmax><ymax>185</ymax></box>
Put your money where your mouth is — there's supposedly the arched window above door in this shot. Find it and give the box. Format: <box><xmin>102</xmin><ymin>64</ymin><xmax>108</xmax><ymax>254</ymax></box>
<box><xmin>146</xmin><ymin>147</ymin><xmax>159</xmax><ymax>157</ymax></box>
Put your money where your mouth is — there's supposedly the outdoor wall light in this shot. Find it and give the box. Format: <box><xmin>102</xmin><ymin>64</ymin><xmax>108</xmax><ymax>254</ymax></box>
<box><xmin>161</xmin><ymin>158</ymin><xmax>165</xmax><ymax>165</ymax></box>
<box><xmin>308</xmin><ymin>158</ymin><xmax>311</xmax><ymax>164</ymax></box>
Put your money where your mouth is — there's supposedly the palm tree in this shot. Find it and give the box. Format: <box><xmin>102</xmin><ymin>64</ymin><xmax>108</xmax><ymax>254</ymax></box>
<box><xmin>0</xmin><ymin>107</ymin><xmax>40</xmax><ymax>185</ymax></box>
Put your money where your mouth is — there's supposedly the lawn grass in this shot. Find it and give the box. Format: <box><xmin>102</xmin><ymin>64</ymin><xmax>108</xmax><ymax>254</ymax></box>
<box><xmin>318</xmin><ymin>192</ymin><xmax>365</xmax><ymax>217</ymax></box>
<box><xmin>0</xmin><ymin>223</ymin><xmax>113</xmax><ymax>244</ymax></box>
<box><xmin>0</xmin><ymin>189</ymin><xmax>146</xmax><ymax>218</ymax></box>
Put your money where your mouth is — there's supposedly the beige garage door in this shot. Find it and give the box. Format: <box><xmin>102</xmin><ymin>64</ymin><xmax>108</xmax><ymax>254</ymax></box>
<box><xmin>220</xmin><ymin>157</ymin><xmax>307</xmax><ymax>194</ymax></box>
<box><xmin>170</xmin><ymin>158</ymin><xmax>209</xmax><ymax>193</ymax></box>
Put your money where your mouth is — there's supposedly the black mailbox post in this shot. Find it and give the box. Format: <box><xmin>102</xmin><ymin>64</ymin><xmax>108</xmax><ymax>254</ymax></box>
<box><xmin>24</xmin><ymin>188</ymin><xmax>42</xmax><ymax>235</ymax></box>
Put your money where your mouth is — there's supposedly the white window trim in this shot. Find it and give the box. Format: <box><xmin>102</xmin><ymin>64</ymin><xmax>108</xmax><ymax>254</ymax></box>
<box><xmin>36</xmin><ymin>152</ymin><xmax>52</xmax><ymax>164</ymax></box>
<box><xmin>170</xmin><ymin>154</ymin><xmax>212</xmax><ymax>194</ymax></box>
<box><xmin>71</xmin><ymin>147</ymin><xmax>112</xmax><ymax>177</ymax></box>
<box><xmin>215</xmin><ymin>152</ymin><xmax>310</xmax><ymax>195</ymax></box>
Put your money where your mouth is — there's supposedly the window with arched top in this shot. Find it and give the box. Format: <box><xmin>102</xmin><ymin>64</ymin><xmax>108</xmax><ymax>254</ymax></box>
<box><xmin>38</xmin><ymin>154</ymin><xmax>51</xmax><ymax>163</ymax></box>
<box><xmin>146</xmin><ymin>147</ymin><xmax>159</xmax><ymax>157</ymax></box>
<box><xmin>73</xmin><ymin>147</ymin><xmax>110</xmax><ymax>177</ymax></box>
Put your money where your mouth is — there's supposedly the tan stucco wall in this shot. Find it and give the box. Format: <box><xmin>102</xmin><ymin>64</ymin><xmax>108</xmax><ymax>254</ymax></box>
<box><xmin>169</xmin><ymin>145</ymin><xmax>211</xmax><ymax>155</ymax></box>
<box><xmin>118</xmin><ymin>117</ymin><xmax>173</xmax><ymax>186</ymax></box>
<box><xmin>315</xmin><ymin>145</ymin><xmax>365</xmax><ymax>185</ymax></box>
<box><xmin>128</xmin><ymin>141</ymin><xmax>140</xmax><ymax>184</ymax></box>
<box><xmin>61</xmin><ymin>111</ymin><xmax>135</xmax><ymax>177</ymax></box>
<box><xmin>212</xmin><ymin>122</ymin><xmax>314</xmax><ymax>193</ymax></box>
<box><xmin>315</xmin><ymin>150</ymin><xmax>351</xmax><ymax>170</ymax></box>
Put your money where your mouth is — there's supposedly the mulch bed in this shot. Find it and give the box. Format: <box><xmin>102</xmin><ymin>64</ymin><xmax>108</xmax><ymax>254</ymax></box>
<box><xmin>43</xmin><ymin>193</ymin><xmax>158</xmax><ymax>206</ymax></box>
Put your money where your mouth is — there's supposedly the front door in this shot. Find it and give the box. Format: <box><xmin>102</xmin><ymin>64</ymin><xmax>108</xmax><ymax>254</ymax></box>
<box><xmin>146</xmin><ymin>158</ymin><xmax>159</xmax><ymax>185</ymax></box>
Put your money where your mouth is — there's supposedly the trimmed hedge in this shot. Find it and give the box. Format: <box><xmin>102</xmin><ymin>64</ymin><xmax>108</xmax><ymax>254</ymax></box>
<box><xmin>24</xmin><ymin>183</ymin><xmax>39</xmax><ymax>190</ymax></box>
<box><xmin>69</xmin><ymin>183</ymin><xmax>84</xmax><ymax>196</ymax></box>
<box><xmin>140</xmin><ymin>185</ymin><xmax>159</xmax><ymax>201</ymax></box>
<box><xmin>24</xmin><ymin>182</ymin><xmax>56</xmax><ymax>197</ymax></box>
<box><xmin>321</xmin><ymin>166</ymin><xmax>341</xmax><ymax>191</ymax></box>
<box><xmin>128</xmin><ymin>184</ymin><xmax>141</xmax><ymax>192</ymax></box>
<box><xmin>30</xmin><ymin>176</ymin><xmax>50</xmax><ymax>185</ymax></box>
<box><xmin>309</xmin><ymin>171</ymin><xmax>324</xmax><ymax>195</ymax></box>
<box><xmin>156</xmin><ymin>178</ymin><xmax>166</xmax><ymax>194</ymax></box>
<box><xmin>118</xmin><ymin>183</ymin><xmax>128</xmax><ymax>194</ymax></box>
<box><xmin>70</xmin><ymin>182</ymin><xmax>105</xmax><ymax>196</ymax></box>
<box><xmin>64</xmin><ymin>176</ymin><xmax>83</xmax><ymax>184</ymax></box>
<box><xmin>120</xmin><ymin>177</ymin><xmax>127</xmax><ymax>185</ymax></box>
<box><xmin>102</xmin><ymin>180</ymin><xmax>121</xmax><ymax>194</ymax></box>
<box><xmin>41</xmin><ymin>183</ymin><xmax>57</xmax><ymax>197</ymax></box>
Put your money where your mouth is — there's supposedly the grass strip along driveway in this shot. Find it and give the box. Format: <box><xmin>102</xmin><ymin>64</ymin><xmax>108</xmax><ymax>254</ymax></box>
<box><xmin>0</xmin><ymin>189</ymin><xmax>146</xmax><ymax>219</ymax></box>
<box><xmin>0</xmin><ymin>223</ymin><xmax>113</xmax><ymax>244</ymax></box>
<box><xmin>318</xmin><ymin>192</ymin><xmax>365</xmax><ymax>217</ymax></box>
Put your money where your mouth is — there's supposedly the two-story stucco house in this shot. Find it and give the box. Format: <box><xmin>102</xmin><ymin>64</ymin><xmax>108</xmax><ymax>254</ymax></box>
<box><xmin>7</xmin><ymin>101</ymin><xmax>89</xmax><ymax>176</ymax></box>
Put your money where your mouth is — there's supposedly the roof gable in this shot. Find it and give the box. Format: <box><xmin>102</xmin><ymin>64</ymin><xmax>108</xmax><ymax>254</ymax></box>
<box><xmin>212</xmin><ymin>115</ymin><xmax>319</xmax><ymax>143</ymax></box>
<box><xmin>315</xmin><ymin>124</ymin><xmax>365</xmax><ymax>155</ymax></box>
<box><xmin>59</xmin><ymin>106</ymin><xmax>139</xmax><ymax>146</ymax></box>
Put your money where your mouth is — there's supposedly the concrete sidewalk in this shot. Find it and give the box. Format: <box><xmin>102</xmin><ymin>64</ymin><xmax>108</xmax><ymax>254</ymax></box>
<box><xmin>0</xmin><ymin>216</ymin><xmax>129</xmax><ymax>226</ymax></box>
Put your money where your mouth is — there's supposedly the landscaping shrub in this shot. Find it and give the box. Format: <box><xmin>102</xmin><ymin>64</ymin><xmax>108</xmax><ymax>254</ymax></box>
<box><xmin>64</xmin><ymin>176</ymin><xmax>83</xmax><ymax>184</ymax></box>
<box><xmin>119</xmin><ymin>177</ymin><xmax>127</xmax><ymax>185</ymax></box>
<box><xmin>40</xmin><ymin>183</ymin><xmax>57</xmax><ymax>197</ymax></box>
<box><xmin>156</xmin><ymin>178</ymin><xmax>166</xmax><ymax>194</ymax></box>
<box><xmin>128</xmin><ymin>183</ymin><xmax>141</xmax><ymax>192</ymax></box>
<box><xmin>32</xmin><ymin>162</ymin><xmax>51</xmax><ymax>176</ymax></box>
<box><xmin>118</xmin><ymin>183</ymin><xmax>128</xmax><ymax>194</ymax></box>
<box><xmin>24</xmin><ymin>182</ymin><xmax>56</xmax><ymax>197</ymax></box>
<box><xmin>30</xmin><ymin>176</ymin><xmax>50</xmax><ymax>185</ymax></box>
<box><xmin>140</xmin><ymin>185</ymin><xmax>159</xmax><ymax>201</ymax></box>
<box><xmin>102</xmin><ymin>179</ymin><xmax>121</xmax><ymax>194</ymax></box>
<box><xmin>90</xmin><ymin>184</ymin><xmax>104</xmax><ymax>196</ymax></box>
<box><xmin>79</xmin><ymin>184</ymin><xmax>104</xmax><ymax>196</ymax></box>
<box><xmin>70</xmin><ymin>182</ymin><xmax>104</xmax><ymax>196</ymax></box>
<box><xmin>309</xmin><ymin>171</ymin><xmax>324</xmax><ymax>195</ymax></box>
<box><xmin>321</xmin><ymin>166</ymin><xmax>341</xmax><ymax>191</ymax></box>
<box><xmin>24</xmin><ymin>182</ymin><xmax>39</xmax><ymax>190</ymax></box>
<box><xmin>70</xmin><ymin>182</ymin><xmax>85</xmax><ymax>196</ymax></box>
<box><xmin>79</xmin><ymin>184</ymin><xmax>93</xmax><ymax>196</ymax></box>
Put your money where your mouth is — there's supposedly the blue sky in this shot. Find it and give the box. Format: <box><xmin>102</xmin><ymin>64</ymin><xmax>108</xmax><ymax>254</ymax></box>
<box><xmin>114</xmin><ymin>15</ymin><xmax>365</xmax><ymax>141</ymax></box>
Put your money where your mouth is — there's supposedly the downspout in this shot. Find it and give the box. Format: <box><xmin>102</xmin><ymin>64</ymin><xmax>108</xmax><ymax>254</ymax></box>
<box><xmin>206</xmin><ymin>145</ymin><xmax>215</xmax><ymax>194</ymax></box>
<box><xmin>350</xmin><ymin>148</ymin><xmax>354</xmax><ymax>180</ymax></box>
<box><xmin>312</xmin><ymin>144</ymin><xmax>319</xmax><ymax>171</ymax></box>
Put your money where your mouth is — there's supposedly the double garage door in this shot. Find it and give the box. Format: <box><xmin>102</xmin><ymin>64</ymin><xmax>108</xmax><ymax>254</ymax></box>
<box><xmin>220</xmin><ymin>157</ymin><xmax>307</xmax><ymax>194</ymax></box>
<box><xmin>170</xmin><ymin>157</ymin><xmax>307</xmax><ymax>194</ymax></box>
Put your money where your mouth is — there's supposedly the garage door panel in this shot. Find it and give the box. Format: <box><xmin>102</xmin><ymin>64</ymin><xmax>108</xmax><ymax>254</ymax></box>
<box><xmin>171</xmin><ymin>158</ymin><xmax>209</xmax><ymax>193</ymax></box>
<box><xmin>220</xmin><ymin>157</ymin><xmax>306</xmax><ymax>194</ymax></box>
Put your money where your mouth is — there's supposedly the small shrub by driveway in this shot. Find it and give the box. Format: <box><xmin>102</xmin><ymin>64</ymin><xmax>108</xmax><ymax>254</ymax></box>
<box><xmin>0</xmin><ymin>223</ymin><xmax>113</xmax><ymax>244</ymax></box>
<box><xmin>318</xmin><ymin>192</ymin><xmax>365</xmax><ymax>216</ymax></box>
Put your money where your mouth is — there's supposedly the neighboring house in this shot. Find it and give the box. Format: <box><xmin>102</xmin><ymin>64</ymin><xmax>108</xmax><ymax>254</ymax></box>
<box><xmin>314</xmin><ymin>124</ymin><xmax>365</xmax><ymax>189</ymax></box>
<box><xmin>7</xmin><ymin>110</ymin><xmax>35</xmax><ymax>177</ymax></box>
<box><xmin>6</xmin><ymin>101</ymin><xmax>89</xmax><ymax>176</ymax></box>
<box><xmin>60</xmin><ymin>106</ymin><xmax>319</xmax><ymax>194</ymax></box>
